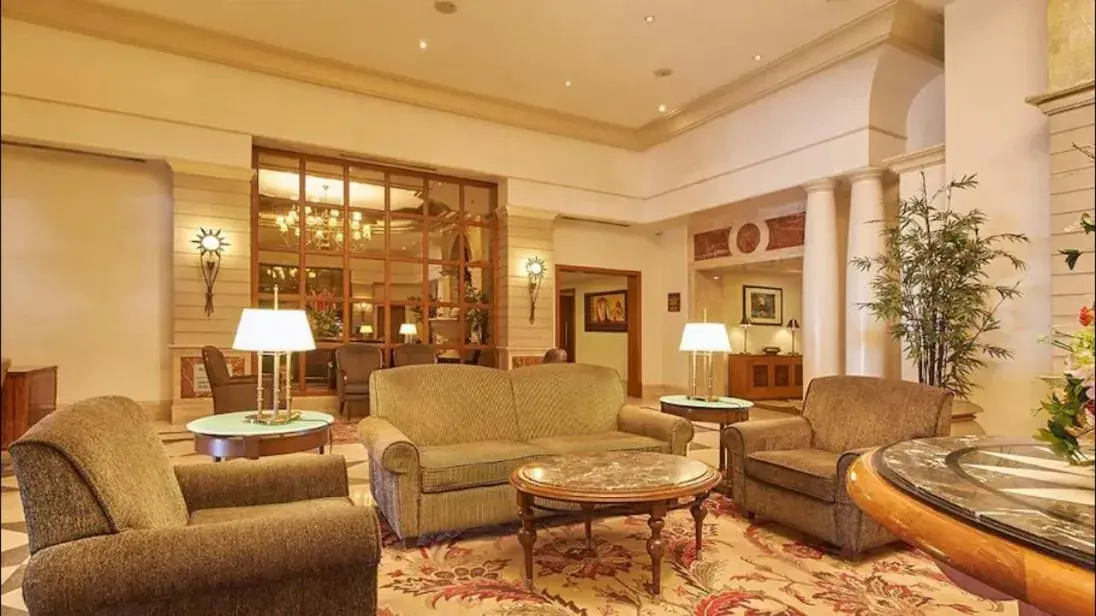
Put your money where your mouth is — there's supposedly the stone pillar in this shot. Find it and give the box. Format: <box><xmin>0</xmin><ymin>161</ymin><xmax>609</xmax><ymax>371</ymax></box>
<box><xmin>844</xmin><ymin>168</ymin><xmax>888</xmax><ymax>376</ymax></box>
<box><xmin>168</xmin><ymin>159</ymin><xmax>255</xmax><ymax>424</ymax></box>
<box><xmin>497</xmin><ymin>207</ymin><xmax>556</xmax><ymax>369</ymax></box>
<box><xmin>801</xmin><ymin>178</ymin><xmax>842</xmax><ymax>386</ymax></box>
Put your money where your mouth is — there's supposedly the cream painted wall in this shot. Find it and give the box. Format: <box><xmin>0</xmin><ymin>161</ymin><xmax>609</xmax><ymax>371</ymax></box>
<box><xmin>907</xmin><ymin>74</ymin><xmax>945</xmax><ymax>151</ymax></box>
<box><xmin>0</xmin><ymin>144</ymin><xmax>173</xmax><ymax>405</ymax></box>
<box><xmin>945</xmin><ymin>0</ymin><xmax>1051</xmax><ymax>436</ymax></box>
<box><xmin>719</xmin><ymin>272</ymin><xmax>802</xmax><ymax>356</ymax></box>
<box><xmin>563</xmin><ymin>275</ymin><xmax>629</xmax><ymax>382</ymax></box>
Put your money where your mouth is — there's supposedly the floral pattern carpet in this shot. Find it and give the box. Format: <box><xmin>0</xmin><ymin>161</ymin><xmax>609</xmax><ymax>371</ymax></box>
<box><xmin>374</xmin><ymin>496</ymin><xmax>1007</xmax><ymax>616</ymax></box>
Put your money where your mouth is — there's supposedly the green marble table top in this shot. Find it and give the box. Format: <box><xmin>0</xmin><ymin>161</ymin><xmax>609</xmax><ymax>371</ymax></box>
<box><xmin>659</xmin><ymin>395</ymin><xmax>754</xmax><ymax>409</ymax></box>
<box><xmin>186</xmin><ymin>410</ymin><xmax>334</xmax><ymax>437</ymax></box>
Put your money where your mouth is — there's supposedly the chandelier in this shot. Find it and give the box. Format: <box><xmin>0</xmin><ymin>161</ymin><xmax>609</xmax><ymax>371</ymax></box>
<box><xmin>274</xmin><ymin>184</ymin><xmax>373</xmax><ymax>248</ymax></box>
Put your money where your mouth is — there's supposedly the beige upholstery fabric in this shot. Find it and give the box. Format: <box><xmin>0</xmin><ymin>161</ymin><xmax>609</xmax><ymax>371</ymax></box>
<box><xmin>745</xmin><ymin>449</ymin><xmax>839</xmax><ymax>502</ymax></box>
<box><xmin>10</xmin><ymin>396</ymin><xmax>188</xmax><ymax>535</ymax></box>
<box><xmin>512</xmin><ymin>363</ymin><xmax>624</xmax><ymax>440</ymax></box>
<box><xmin>11</xmin><ymin>395</ymin><xmax>381</xmax><ymax>615</ymax></box>
<box><xmin>723</xmin><ymin>376</ymin><xmax>953</xmax><ymax>556</ymax></box>
<box><xmin>529</xmin><ymin>432</ymin><xmax>668</xmax><ymax>455</ymax></box>
<box><xmin>419</xmin><ymin>440</ymin><xmax>548</xmax><ymax>493</ymax></box>
<box><xmin>362</xmin><ymin>363</ymin><xmax>694</xmax><ymax>541</ymax></box>
<box><xmin>370</xmin><ymin>365</ymin><xmax>519</xmax><ymax>446</ymax></box>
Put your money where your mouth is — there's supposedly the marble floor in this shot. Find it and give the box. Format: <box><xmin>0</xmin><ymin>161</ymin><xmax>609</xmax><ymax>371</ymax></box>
<box><xmin>0</xmin><ymin>401</ymin><xmax>769</xmax><ymax>614</ymax></box>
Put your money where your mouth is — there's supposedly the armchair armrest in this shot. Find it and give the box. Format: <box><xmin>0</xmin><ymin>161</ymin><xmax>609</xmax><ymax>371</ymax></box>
<box><xmin>836</xmin><ymin>446</ymin><xmax>876</xmax><ymax>504</ymax></box>
<box><xmin>359</xmin><ymin>416</ymin><xmax>419</xmax><ymax>474</ymax></box>
<box><xmin>174</xmin><ymin>455</ymin><xmax>349</xmax><ymax>512</ymax></box>
<box><xmin>722</xmin><ymin>416</ymin><xmax>813</xmax><ymax>456</ymax></box>
<box><xmin>23</xmin><ymin>505</ymin><xmax>380</xmax><ymax>616</ymax></box>
<box><xmin>618</xmin><ymin>405</ymin><xmax>694</xmax><ymax>455</ymax></box>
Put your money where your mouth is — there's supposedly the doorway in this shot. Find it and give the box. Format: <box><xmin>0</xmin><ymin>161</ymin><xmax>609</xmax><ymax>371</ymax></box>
<box><xmin>555</xmin><ymin>265</ymin><xmax>642</xmax><ymax>398</ymax></box>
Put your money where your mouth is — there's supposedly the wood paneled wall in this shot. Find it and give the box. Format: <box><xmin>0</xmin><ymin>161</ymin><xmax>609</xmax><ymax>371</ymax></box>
<box><xmin>498</xmin><ymin>209</ymin><xmax>555</xmax><ymax>368</ymax></box>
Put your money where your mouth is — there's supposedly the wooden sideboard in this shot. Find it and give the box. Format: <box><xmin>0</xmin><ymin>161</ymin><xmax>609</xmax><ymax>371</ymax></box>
<box><xmin>728</xmin><ymin>354</ymin><xmax>803</xmax><ymax>400</ymax></box>
<box><xmin>1</xmin><ymin>365</ymin><xmax>58</xmax><ymax>449</ymax></box>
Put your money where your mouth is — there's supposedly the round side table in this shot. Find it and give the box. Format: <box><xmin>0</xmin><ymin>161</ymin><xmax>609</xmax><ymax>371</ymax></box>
<box><xmin>659</xmin><ymin>395</ymin><xmax>752</xmax><ymax>494</ymax></box>
<box><xmin>186</xmin><ymin>410</ymin><xmax>334</xmax><ymax>461</ymax></box>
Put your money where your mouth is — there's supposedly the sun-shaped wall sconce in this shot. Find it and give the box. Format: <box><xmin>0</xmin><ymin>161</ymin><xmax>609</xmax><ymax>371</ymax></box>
<box><xmin>525</xmin><ymin>256</ymin><xmax>546</xmax><ymax>324</ymax></box>
<box><xmin>192</xmin><ymin>228</ymin><xmax>229</xmax><ymax>317</ymax></box>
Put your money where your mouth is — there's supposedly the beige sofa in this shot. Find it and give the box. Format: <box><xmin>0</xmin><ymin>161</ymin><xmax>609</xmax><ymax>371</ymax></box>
<box><xmin>359</xmin><ymin>363</ymin><xmax>694</xmax><ymax>544</ymax></box>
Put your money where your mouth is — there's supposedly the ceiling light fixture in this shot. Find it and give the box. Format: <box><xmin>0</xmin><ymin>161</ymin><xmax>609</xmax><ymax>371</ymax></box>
<box><xmin>643</xmin><ymin>15</ymin><xmax>655</xmax><ymax>23</ymax></box>
<box><xmin>653</xmin><ymin>68</ymin><xmax>674</xmax><ymax>78</ymax></box>
<box><xmin>565</xmin><ymin>80</ymin><xmax>572</xmax><ymax>87</ymax></box>
<box><xmin>419</xmin><ymin>39</ymin><xmax>429</xmax><ymax>50</ymax></box>
<box><xmin>434</xmin><ymin>1</ymin><xmax>458</xmax><ymax>14</ymax></box>
<box><xmin>753</xmin><ymin>54</ymin><xmax>763</xmax><ymax>61</ymax></box>
<box><xmin>658</xmin><ymin>104</ymin><xmax>668</xmax><ymax>113</ymax></box>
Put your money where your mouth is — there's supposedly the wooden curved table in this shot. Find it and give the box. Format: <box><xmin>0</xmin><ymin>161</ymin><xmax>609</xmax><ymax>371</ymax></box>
<box><xmin>847</xmin><ymin>441</ymin><xmax>1095</xmax><ymax>616</ymax></box>
<box><xmin>187</xmin><ymin>410</ymin><xmax>334</xmax><ymax>461</ymax></box>
<box><xmin>511</xmin><ymin>451</ymin><xmax>721</xmax><ymax>596</ymax></box>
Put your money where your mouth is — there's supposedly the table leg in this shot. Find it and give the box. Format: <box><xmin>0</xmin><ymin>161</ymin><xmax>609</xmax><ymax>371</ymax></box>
<box><xmin>580</xmin><ymin>503</ymin><xmax>594</xmax><ymax>552</ymax></box>
<box><xmin>517</xmin><ymin>491</ymin><xmax>537</xmax><ymax>590</ymax></box>
<box><xmin>647</xmin><ymin>500</ymin><xmax>667</xmax><ymax>596</ymax></box>
<box><xmin>690</xmin><ymin>493</ymin><xmax>708</xmax><ymax>558</ymax></box>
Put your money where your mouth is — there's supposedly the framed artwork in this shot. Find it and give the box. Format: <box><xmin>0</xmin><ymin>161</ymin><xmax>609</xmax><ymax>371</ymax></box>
<box><xmin>667</xmin><ymin>292</ymin><xmax>681</xmax><ymax>313</ymax></box>
<box><xmin>742</xmin><ymin>285</ymin><xmax>783</xmax><ymax>325</ymax></box>
<box><xmin>584</xmin><ymin>289</ymin><xmax>628</xmax><ymax>332</ymax></box>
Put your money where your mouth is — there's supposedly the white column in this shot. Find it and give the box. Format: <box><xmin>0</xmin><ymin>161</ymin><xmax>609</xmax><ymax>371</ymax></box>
<box><xmin>801</xmin><ymin>178</ymin><xmax>842</xmax><ymax>387</ymax></box>
<box><xmin>883</xmin><ymin>146</ymin><xmax>947</xmax><ymax>382</ymax></box>
<box><xmin>845</xmin><ymin>167</ymin><xmax>887</xmax><ymax>376</ymax></box>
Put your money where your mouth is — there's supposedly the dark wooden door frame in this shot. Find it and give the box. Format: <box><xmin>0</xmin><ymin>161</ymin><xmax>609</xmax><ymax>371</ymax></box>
<box><xmin>555</xmin><ymin>264</ymin><xmax>642</xmax><ymax>398</ymax></box>
<box><xmin>557</xmin><ymin>288</ymin><xmax>577</xmax><ymax>362</ymax></box>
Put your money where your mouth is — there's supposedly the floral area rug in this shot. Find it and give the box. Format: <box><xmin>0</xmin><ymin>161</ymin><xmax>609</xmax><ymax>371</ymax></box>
<box><xmin>375</xmin><ymin>496</ymin><xmax>1007</xmax><ymax>615</ymax></box>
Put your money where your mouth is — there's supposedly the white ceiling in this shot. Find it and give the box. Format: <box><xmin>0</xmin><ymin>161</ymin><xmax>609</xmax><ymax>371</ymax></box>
<box><xmin>86</xmin><ymin>0</ymin><xmax>910</xmax><ymax>127</ymax></box>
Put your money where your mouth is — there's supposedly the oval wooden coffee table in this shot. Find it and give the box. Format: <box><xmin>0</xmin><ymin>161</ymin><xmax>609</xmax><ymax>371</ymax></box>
<box><xmin>186</xmin><ymin>410</ymin><xmax>334</xmax><ymax>461</ymax></box>
<box><xmin>510</xmin><ymin>451</ymin><xmax>721</xmax><ymax>596</ymax></box>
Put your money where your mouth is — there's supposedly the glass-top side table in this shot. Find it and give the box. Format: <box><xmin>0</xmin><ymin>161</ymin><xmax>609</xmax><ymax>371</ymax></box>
<box><xmin>658</xmin><ymin>395</ymin><xmax>753</xmax><ymax>494</ymax></box>
<box><xmin>186</xmin><ymin>410</ymin><xmax>334</xmax><ymax>461</ymax></box>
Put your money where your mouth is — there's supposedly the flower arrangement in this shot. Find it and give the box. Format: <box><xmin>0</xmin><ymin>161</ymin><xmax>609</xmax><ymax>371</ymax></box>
<box><xmin>306</xmin><ymin>289</ymin><xmax>342</xmax><ymax>340</ymax></box>
<box><xmin>1036</xmin><ymin>144</ymin><xmax>1095</xmax><ymax>465</ymax></box>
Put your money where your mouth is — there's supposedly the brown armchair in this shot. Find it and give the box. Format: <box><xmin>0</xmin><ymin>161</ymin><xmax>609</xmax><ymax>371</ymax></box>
<box><xmin>723</xmin><ymin>375</ymin><xmax>952</xmax><ymax>557</ymax></box>
<box><xmin>543</xmin><ymin>348</ymin><xmax>569</xmax><ymax>363</ymax></box>
<box><xmin>336</xmin><ymin>344</ymin><xmax>384</xmax><ymax>418</ymax></box>
<box><xmin>9</xmin><ymin>395</ymin><xmax>380</xmax><ymax>616</ymax></box>
<box><xmin>201</xmin><ymin>346</ymin><xmax>274</xmax><ymax>414</ymax></box>
<box><xmin>391</xmin><ymin>343</ymin><xmax>437</xmax><ymax>367</ymax></box>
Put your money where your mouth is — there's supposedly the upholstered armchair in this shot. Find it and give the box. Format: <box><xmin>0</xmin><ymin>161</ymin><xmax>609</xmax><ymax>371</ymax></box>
<box><xmin>391</xmin><ymin>343</ymin><xmax>437</xmax><ymax>367</ymax></box>
<box><xmin>336</xmin><ymin>344</ymin><xmax>384</xmax><ymax>417</ymax></box>
<box><xmin>543</xmin><ymin>348</ymin><xmax>569</xmax><ymax>363</ymax></box>
<box><xmin>723</xmin><ymin>375</ymin><xmax>952</xmax><ymax>557</ymax></box>
<box><xmin>10</xmin><ymin>396</ymin><xmax>380</xmax><ymax>616</ymax></box>
<box><xmin>201</xmin><ymin>345</ymin><xmax>274</xmax><ymax>413</ymax></box>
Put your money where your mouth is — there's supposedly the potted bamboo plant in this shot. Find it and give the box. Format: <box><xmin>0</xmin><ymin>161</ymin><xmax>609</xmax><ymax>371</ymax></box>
<box><xmin>851</xmin><ymin>174</ymin><xmax>1028</xmax><ymax>417</ymax></box>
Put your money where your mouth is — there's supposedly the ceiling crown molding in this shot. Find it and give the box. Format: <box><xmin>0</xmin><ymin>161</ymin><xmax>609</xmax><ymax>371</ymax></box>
<box><xmin>882</xmin><ymin>144</ymin><xmax>945</xmax><ymax>174</ymax></box>
<box><xmin>2</xmin><ymin>0</ymin><xmax>942</xmax><ymax>152</ymax></box>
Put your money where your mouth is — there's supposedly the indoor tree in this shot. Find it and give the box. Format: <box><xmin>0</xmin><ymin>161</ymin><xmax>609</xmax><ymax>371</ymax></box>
<box><xmin>851</xmin><ymin>174</ymin><xmax>1028</xmax><ymax>400</ymax></box>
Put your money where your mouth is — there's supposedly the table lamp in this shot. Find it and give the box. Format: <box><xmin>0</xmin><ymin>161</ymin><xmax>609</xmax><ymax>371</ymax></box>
<box><xmin>679</xmin><ymin>322</ymin><xmax>732</xmax><ymax>402</ymax></box>
<box><xmin>359</xmin><ymin>324</ymin><xmax>374</xmax><ymax>340</ymax></box>
<box><xmin>739</xmin><ymin>314</ymin><xmax>753</xmax><ymax>355</ymax></box>
<box><xmin>399</xmin><ymin>322</ymin><xmax>417</xmax><ymax>343</ymax></box>
<box><xmin>232</xmin><ymin>308</ymin><xmax>316</xmax><ymax>424</ymax></box>
<box><xmin>786</xmin><ymin>318</ymin><xmax>800</xmax><ymax>355</ymax></box>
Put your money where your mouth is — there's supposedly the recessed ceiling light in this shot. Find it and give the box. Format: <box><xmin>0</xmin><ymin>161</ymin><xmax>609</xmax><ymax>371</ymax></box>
<box><xmin>658</xmin><ymin>104</ymin><xmax>668</xmax><ymax>113</ymax></box>
<box><xmin>434</xmin><ymin>1</ymin><xmax>458</xmax><ymax>14</ymax></box>
<box><xmin>565</xmin><ymin>80</ymin><xmax>572</xmax><ymax>87</ymax></box>
<box><xmin>419</xmin><ymin>39</ymin><xmax>429</xmax><ymax>50</ymax></box>
<box><xmin>653</xmin><ymin>67</ymin><xmax>674</xmax><ymax>78</ymax></box>
<box><xmin>753</xmin><ymin>54</ymin><xmax>763</xmax><ymax>61</ymax></box>
<box><xmin>643</xmin><ymin>15</ymin><xmax>655</xmax><ymax>23</ymax></box>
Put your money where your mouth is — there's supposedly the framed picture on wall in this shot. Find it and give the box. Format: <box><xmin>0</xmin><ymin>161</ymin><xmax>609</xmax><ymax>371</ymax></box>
<box><xmin>584</xmin><ymin>289</ymin><xmax>628</xmax><ymax>332</ymax></box>
<box><xmin>742</xmin><ymin>285</ymin><xmax>783</xmax><ymax>325</ymax></box>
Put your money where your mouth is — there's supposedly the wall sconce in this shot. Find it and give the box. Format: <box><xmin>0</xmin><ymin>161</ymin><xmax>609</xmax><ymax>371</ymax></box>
<box><xmin>525</xmin><ymin>256</ymin><xmax>546</xmax><ymax>324</ymax></box>
<box><xmin>192</xmin><ymin>228</ymin><xmax>228</xmax><ymax>317</ymax></box>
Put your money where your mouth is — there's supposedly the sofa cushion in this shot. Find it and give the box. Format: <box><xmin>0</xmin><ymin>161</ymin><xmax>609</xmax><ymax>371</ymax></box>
<box><xmin>745</xmin><ymin>449</ymin><xmax>838</xmax><ymax>502</ymax></box>
<box><xmin>189</xmin><ymin>497</ymin><xmax>354</xmax><ymax>525</ymax></box>
<box><xmin>370</xmin><ymin>364</ymin><xmax>520</xmax><ymax>446</ymax></box>
<box><xmin>418</xmin><ymin>440</ymin><xmax>549</xmax><ymax>494</ymax></box>
<box><xmin>511</xmin><ymin>364</ymin><xmax>624</xmax><ymax>441</ymax></box>
<box><xmin>529</xmin><ymin>431</ymin><xmax>667</xmax><ymax>455</ymax></box>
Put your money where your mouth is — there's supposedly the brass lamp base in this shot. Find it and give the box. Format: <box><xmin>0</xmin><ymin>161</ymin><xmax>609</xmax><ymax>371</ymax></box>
<box><xmin>243</xmin><ymin>410</ymin><xmax>302</xmax><ymax>425</ymax></box>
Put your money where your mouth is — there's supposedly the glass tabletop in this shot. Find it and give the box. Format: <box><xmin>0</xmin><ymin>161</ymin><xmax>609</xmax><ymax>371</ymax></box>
<box><xmin>659</xmin><ymin>395</ymin><xmax>753</xmax><ymax>409</ymax></box>
<box><xmin>515</xmin><ymin>451</ymin><xmax>713</xmax><ymax>493</ymax></box>
<box><xmin>186</xmin><ymin>410</ymin><xmax>334</xmax><ymax>437</ymax></box>
<box><xmin>875</xmin><ymin>436</ymin><xmax>1095</xmax><ymax>569</ymax></box>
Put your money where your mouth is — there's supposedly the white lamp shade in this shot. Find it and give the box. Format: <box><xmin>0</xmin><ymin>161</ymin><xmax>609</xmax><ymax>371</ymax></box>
<box><xmin>359</xmin><ymin>324</ymin><xmax>374</xmax><ymax>334</ymax></box>
<box><xmin>679</xmin><ymin>322</ymin><xmax>732</xmax><ymax>353</ymax></box>
<box><xmin>399</xmin><ymin>323</ymin><xmax>418</xmax><ymax>336</ymax></box>
<box><xmin>232</xmin><ymin>309</ymin><xmax>316</xmax><ymax>352</ymax></box>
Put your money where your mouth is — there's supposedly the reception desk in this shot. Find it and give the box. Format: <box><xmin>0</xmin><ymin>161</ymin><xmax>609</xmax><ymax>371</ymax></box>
<box><xmin>727</xmin><ymin>354</ymin><xmax>803</xmax><ymax>400</ymax></box>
